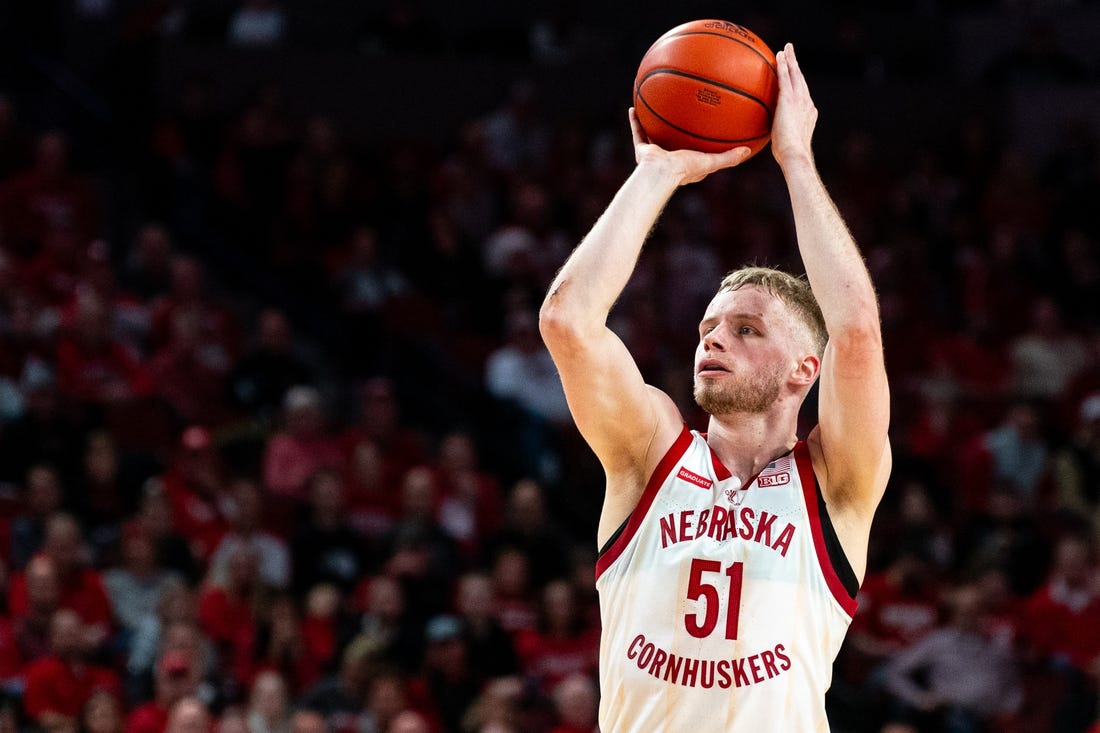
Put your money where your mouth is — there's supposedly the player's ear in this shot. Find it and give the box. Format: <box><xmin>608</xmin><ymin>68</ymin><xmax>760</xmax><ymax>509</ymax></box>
<box><xmin>790</xmin><ymin>353</ymin><xmax>819</xmax><ymax>387</ymax></box>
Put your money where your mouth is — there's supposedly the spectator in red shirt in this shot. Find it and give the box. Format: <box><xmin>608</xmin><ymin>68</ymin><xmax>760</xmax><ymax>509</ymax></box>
<box><xmin>12</xmin><ymin>554</ymin><xmax>61</xmax><ymax>663</ymax></box>
<box><xmin>158</xmin><ymin>426</ymin><xmax>229</xmax><ymax>562</ymax></box>
<box><xmin>197</xmin><ymin>544</ymin><xmax>261</xmax><ymax>691</ymax></box>
<box><xmin>252</xmin><ymin>595</ymin><xmax>327</xmax><ymax>696</ymax></box>
<box><xmin>1021</xmin><ymin>534</ymin><xmax>1100</xmax><ymax>672</ymax></box>
<box><xmin>848</xmin><ymin>546</ymin><xmax>942</xmax><ymax>681</ymax></box>
<box><xmin>0</xmin><ymin>131</ymin><xmax>99</xmax><ymax>256</ymax></box>
<box><xmin>9</xmin><ymin>463</ymin><xmax>64</xmax><ymax>570</ymax></box>
<box><xmin>514</xmin><ymin>580</ymin><xmax>599</xmax><ymax>695</ymax></box>
<box><xmin>125</xmin><ymin>650</ymin><xmax>203</xmax><ymax>733</ymax></box>
<box><xmin>23</xmin><ymin>609</ymin><xmax>121</xmax><ymax>732</ymax></box>
<box><xmin>55</xmin><ymin>291</ymin><xmax>152</xmax><ymax>405</ymax></box>
<box><xmin>148</xmin><ymin>255</ymin><xmax>239</xmax><ymax>363</ymax></box>
<box><xmin>343</xmin><ymin>439</ymin><xmax>399</xmax><ymax>542</ymax></box>
<box><xmin>340</xmin><ymin>377</ymin><xmax>429</xmax><ymax>489</ymax></box>
<box><xmin>10</xmin><ymin>514</ymin><xmax>114</xmax><ymax>651</ymax></box>
<box><xmin>262</xmin><ymin>386</ymin><xmax>343</xmax><ymax>509</ymax></box>
<box><xmin>488</xmin><ymin>547</ymin><xmax>538</xmax><ymax>637</ymax></box>
<box><xmin>434</xmin><ymin>431</ymin><xmax>502</xmax><ymax>562</ymax></box>
<box><xmin>148</xmin><ymin>308</ymin><xmax>234</xmax><ymax>427</ymax></box>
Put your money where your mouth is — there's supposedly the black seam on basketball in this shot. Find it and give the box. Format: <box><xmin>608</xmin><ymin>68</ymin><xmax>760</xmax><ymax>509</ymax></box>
<box><xmin>655</xmin><ymin>31</ymin><xmax>778</xmax><ymax>77</ymax></box>
<box><xmin>635</xmin><ymin>87</ymin><xmax>769</xmax><ymax>144</ymax></box>
<box><xmin>639</xmin><ymin>68</ymin><xmax>774</xmax><ymax>124</ymax></box>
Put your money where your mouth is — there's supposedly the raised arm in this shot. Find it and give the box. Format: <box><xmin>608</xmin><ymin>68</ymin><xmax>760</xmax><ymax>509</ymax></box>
<box><xmin>771</xmin><ymin>45</ymin><xmax>891</xmax><ymax>524</ymax></box>
<box><xmin>539</xmin><ymin>112</ymin><xmax>749</xmax><ymax>537</ymax></box>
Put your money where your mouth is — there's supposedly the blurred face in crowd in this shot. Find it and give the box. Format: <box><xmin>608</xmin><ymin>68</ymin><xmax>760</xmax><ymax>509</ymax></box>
<box><xmin>249</xmin><ymin>671</ymin><xmax>289</xmax><ymax>725</ymax></box>
<box><xmin>82</xmin><ymin>691</ymin><xmax>123</xmax><ymax>733</ymax></box>
<box><xmin>309</xmin><ymin>469</ymin><xmax>345</xmax><ymax>519</ymax></box>
<box><xmin>1054</xmin><ymin>537</ymin><xmax>1093</xmax><ymax>589</ymax></box>
<box><xmin>359</xmin><ymin>379</ymin><xmax>397</xmax><ymax>435</ymax></box>
<box><xmin>214</xmin><ymin>711</ymin><xmax>248</xmax><ymax>733</ymax></box>
<box><xmin>438</xmin><ymin>432</ymin><xmax>476</xmax><ymax>474</ymax></box>
<box><xmin>167</xmin><ymin>699</ymin><xmax>211</xmax><ymax>733</ymax></box>
<box><xmin>365</xmin><ymin>575</ymin><xmax>404</xmax><ymax>621</ymax></box>
<box><xmin>387</xmin><ymin>711</ymin><xmax>430</xmax><ymax>733</ymax></box>
<box><xmin>507</xmin><ymin>479</ymin><xmax>545</xmax><ymax>532</ymax></box>
<box><xmin>229</xmin><ymin>479</ymin><xmax>262</xmax><ymax>532</ymax></box>
<box><xmin>84</xmin><ymin>433</ymin><xmax>119</xmax><ymax>486</ymax></box>
<box><xmin>36</xmin><ymin>132</ymin><xmax>69</xmax><ymax>177</ymax></box>
<box><xmin>122</xmin><ymin>529</ymin><xmax>157</xmax><ymax>576</ymax></box>
<box><xmin>399</xmin><ymin>467</ymin><xmax>436</xmax><ymax>522</ymax></box>
<box><xmin>25</xmin><ymin>556</ymin><xmax>60</xmax><ymax>613</ymax></box>
<box><xmin>286</xmin><ymin>401</ymin><xmax>325</xmax><ymax>439</ymax></box>
<box><xmin>44</xmin><ymin>514</ymin><xmax>82</xmax><ymax>575</ymax></box>
<box><xmin>456</xmin><ymin>574</ymin><xmax>494</xmax><ymax>621</ymax></box>
<box><xmin>542</xmin><ymin>580</ymin><xmax>577</xmax><ymax>634</ymax></box>
<box><xmin>50</xmin><ymin>609</ymin><xmax>84</xmax><ymax>660</ymax></box>
<box><xmin>290</xmin><ymin>711</ymin><xmax>327</xmax><ymax>733</ymax></box>
<box><xmin>227</xmin><ymin>547</ymin><xmax>260</xmax><ymax>594</ymax></box>
<box><xmin>258</xmin><ymin>309</ymin><xmax>291</xmax><ymax>351</ymax></box>
<box><xmin>553</xmin><ymin>674</ymin><xmax>598</xmax><ymax>731</ymax></box>
<box><xmin>492</xmin><ymin>549</ymin><xmax>529</xmax><ymax>598</ymax></box>
<box><xmin>25</xmin><ymin>465</ymin><xmax>62</xmax><ymax>516</ymax></box>
<box><xmin>366</xmin><ymin>675</ymin><xmax>407</xmax><ymax>729</ymax></box>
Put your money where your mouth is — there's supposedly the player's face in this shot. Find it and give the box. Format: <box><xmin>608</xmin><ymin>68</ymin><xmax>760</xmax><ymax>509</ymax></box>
<box><xmin>693</xmin><ymin>286</ymin><xmax>797</xmax><ymax>415</ymax></box>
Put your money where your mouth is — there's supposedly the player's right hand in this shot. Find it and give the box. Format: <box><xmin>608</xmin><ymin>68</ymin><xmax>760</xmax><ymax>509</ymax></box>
<box><xmin>629</xmin><ymin>107</ymin><xmax>751</xmax><ymax>185</ymax></box>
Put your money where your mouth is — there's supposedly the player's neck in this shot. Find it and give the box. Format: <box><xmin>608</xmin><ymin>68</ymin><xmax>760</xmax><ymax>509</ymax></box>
<box><xmin>705</xmin><ymin>409</ymin><xmax>798</xmax><ymax>483</ymax></box>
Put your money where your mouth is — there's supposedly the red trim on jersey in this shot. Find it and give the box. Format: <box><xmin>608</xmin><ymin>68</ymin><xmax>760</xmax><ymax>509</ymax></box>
<box><xmin>794</xmin><ymin>441</ymin><xmax>859</xmax><ymax>617</ymax></box>
<box><xmin>595</xmin><ymin>425</ymin><xmax>694</xmax><ymax>581</ymax></box>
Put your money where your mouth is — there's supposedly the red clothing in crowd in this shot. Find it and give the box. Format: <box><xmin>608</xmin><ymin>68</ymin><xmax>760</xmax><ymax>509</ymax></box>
<box><xmin>124</xmin><ymin>702</ymin><xmax>169</xmax><ymax>733</ymax></box>
<box><xmin>1021</xmin><ymin>581</ymin><xmax>1100</xmax><ymax>671</ymax></box>
<box><xmin>161</xmin><ymin>470</ymin><xmax>227</xmax><ymax>561</ymax></box>
<box><xmin>0</xmin><ymin>618</ymin><xmax>23</xmax><ymax>682</ymax></box>
<box><xmin>262</xmin><ymin>432</ymin><xmax>344</xmax><ymax>502</ymax></box>
<box><xmin>852</xmin><ymin>571</ymin><xmax>940</xmax><ymax>653</ymax></box>
<box><xmin>55</xmin><ymin>334</ymin><xmax>152</xmax><ymax>404</ymax></box>
<box><xmin>0</xmin><ymin>169</ymin><xmax>99</xmax><ymax>255</ymax></box>
<box><xmin>22</xmin><ymin>657</ymin><xmax>120</xmax><ymax>719</ymax></box>
<box><xmin>8</xmin><ymin>567</ymin><xmax>114</xmax><ymax>632</ymax></box>
<box><xmin>514</xmin><ymin>628</ymin><xmax>600</xmax><ymax>694</ymax></box>
<box><xmin>197</xmin><ymin>586</ymin><xmax>256</xmax><ymax>684</ymax></box>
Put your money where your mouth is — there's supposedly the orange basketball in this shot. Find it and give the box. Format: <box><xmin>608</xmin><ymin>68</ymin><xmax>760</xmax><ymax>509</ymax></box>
<box><xmin>634</xmin><ymin>20</ymin><xmax>778</xmax><ymax>157</ymax></box>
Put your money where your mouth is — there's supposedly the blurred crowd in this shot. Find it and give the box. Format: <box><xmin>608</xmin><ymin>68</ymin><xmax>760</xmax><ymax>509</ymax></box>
<box><xmin>1</xmin><ymin>1</ymin><xmax>1100</xmax><ymax>733</ymax></box>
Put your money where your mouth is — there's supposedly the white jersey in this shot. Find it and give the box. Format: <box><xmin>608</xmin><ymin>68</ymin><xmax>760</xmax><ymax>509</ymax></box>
<box><xmin>595</xmin><ymin>427</ymin><xmax>858</xmax><ymax>732</ymax></box>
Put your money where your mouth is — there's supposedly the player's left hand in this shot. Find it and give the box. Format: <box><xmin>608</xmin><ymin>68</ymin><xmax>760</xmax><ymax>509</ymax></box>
<box><xmin>770</xmin><ymin>43</ymin><xmax>817</xmax><ymax>170</ymax></box>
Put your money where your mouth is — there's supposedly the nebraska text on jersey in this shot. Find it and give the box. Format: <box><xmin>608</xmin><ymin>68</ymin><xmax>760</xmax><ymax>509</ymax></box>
<box><xmin>595</xmin><ymin>426</ymin><xmax>858</xmax><ymax>732</ymax></box>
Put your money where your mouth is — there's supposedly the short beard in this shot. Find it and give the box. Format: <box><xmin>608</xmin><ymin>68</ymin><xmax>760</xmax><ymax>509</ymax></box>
<box><xmin>693</xmin><ymin>367</ymin><xmax>783</xmax><ymax>415</ymax></box>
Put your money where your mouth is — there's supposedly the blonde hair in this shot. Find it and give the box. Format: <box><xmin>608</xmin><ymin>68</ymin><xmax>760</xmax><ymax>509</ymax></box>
<box><xmin>718</xmin><ymin>267</ymin><xmax>828</xmax><ymax>357</ymax></box>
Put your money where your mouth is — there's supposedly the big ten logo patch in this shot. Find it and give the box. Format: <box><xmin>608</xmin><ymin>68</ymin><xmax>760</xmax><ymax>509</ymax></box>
<box><xmin>757</xmin><ymin>472</ymin><xmax>790</xmax><ymax>488</ymax></box>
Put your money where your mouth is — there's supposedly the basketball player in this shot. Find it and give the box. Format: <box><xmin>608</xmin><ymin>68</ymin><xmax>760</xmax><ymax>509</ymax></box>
<box><xmin>539</xmin><ymin>44</ymin><xmax>890</xmax><ymax>731</ymax></box>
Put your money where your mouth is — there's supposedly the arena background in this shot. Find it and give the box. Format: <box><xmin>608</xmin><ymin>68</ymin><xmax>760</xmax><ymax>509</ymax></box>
<box><xmin>0</xmin><ymin>1</ymin><xmax>1099</xmax><ymax>732</ymax></box>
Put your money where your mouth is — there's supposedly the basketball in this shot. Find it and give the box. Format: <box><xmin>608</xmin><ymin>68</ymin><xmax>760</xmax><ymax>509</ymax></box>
<box><xmin>634</xmin><ymin>20</ymin><xmax>779</xmax><ymax>157</ymax></box>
